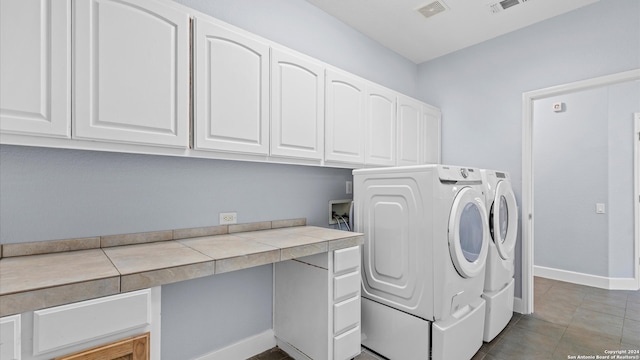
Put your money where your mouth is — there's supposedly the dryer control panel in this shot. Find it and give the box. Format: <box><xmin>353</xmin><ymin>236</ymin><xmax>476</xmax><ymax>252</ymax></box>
<box><xmin>438</xmin><ymin>165</ymin><xmax>482</xmax><ymax>182</ymax></box>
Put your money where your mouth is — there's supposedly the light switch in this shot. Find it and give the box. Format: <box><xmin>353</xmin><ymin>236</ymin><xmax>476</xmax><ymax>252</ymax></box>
<box><xmin>596</xmin><ymin>203</ymin><xmax>605</xmax><ymax>214</ymax></box>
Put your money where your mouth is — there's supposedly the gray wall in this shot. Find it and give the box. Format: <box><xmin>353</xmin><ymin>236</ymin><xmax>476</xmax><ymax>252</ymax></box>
<box><xmin>0</xmin><ymin>1</ymin><xmax>419</xmax><ymax>359</ymax></box>
<box><xmin>533</xmin><ymin>81</ymin><xmax>638</xmax><ymax>278</ymax></box>
<box><xmin>417</xmin><ymin>0</ymin><xmax>640</xmax><ymax>296</ymax></box>
<box><xmin>0</xmin><ymin>146</ymin><xmax>352</xmax><ymax>242</ymax></box>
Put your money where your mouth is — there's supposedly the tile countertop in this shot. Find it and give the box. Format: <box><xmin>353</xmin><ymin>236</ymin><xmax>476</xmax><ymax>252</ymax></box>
<box><xmin>0</xmin><ymin>225</ymin><xmax>363</xmax><ymax>317</ymax></box>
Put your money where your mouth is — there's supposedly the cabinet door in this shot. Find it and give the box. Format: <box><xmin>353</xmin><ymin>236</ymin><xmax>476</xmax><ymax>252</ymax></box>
<box><xmin>365</xmin><ymin>86</ymin><xmax>396</xmax><ymax>166</ymax></box>
<box><xmin>271</xmin><ymin>48</ymin><xmax>324</xmax><ymax>160</ymax></box>
<box><xmin>325</xmin><ymin>69</ymin><xmax>366</xmax><ymax>164</ymax></box>
<box><xmin>275</xmin><ymin>258</ymin><xmax>329</xmax><ymax>360</ymax></box>
<box><xmin>0</xmin><ymin>0</ymin><xmax>70</xmax><ymax>138</ymax></box>
<box><xmin>397</xmin><ymin>96</ymin><xmax>424</xmax><ymax>166</ymax></box>
<box><xmin>73</xmin><ymin>0</ymin><xmax>190</xmax><ymax>148</ymax></box>
<box><xmin>193</xmin><ymin>18</ymin><xmax>269</xmax><ymax>155</ymax></box>
<box><xmin>423</xmin><ymin>104</ymin><xmax>441</xmax><ymax>164</ymax></box>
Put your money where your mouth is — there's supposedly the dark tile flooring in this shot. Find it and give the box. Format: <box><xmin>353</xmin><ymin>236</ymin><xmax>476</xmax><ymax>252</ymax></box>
<box><xmin>250</xmin><ymin>277</ymin><xmax>640</xmax><ymax>359</ymax></box>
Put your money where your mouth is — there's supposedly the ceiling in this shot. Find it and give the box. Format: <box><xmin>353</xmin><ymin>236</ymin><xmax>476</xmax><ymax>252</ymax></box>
<box><xmin>306</xmin><ymin>0</ymin><xmax>599</xmax><ymax>63</ymax></box>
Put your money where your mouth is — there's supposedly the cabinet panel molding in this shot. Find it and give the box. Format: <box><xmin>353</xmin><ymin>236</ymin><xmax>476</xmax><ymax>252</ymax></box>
<box><xmin>397</xmin><ymin>96</ymin><xmax>424</xmax><ymax>166</ymax></box>
<box><xmin>0</xmin><ymin>314</ymin><xmax>21</xmax><ymax>360</ymax></box>
<box><xmin>194</xmin><ymin>18</ymin><xmax>269</xmax><ymax>155</ymax></box>
<box><xmin>73</xmin><ymin>0</ymin><xmax>190</xmax><ymax>147</ymax></box>
<box><xmin>0</xmin><ymin>0</ymin><xmax>71</xmax><ymax>138</ymax></box>
<box><xmin>365</xmin><ymin>86</ymin><xmax>396</xmax><ymax>166</ymax></box>
<box><xmin>325</xmin><ymin>69</ymin><xmax>366</xmax><ymax>164</ymax></box>
<box><xmin>271</xmin><ymin>48</ymin><xmax>324</xmax><ymax>160</ymax></box>
<box><xmin>33</xmin><ymin>289</ymin><xmax>151</xmax><ymax>355</ymax></box>
<box><xmin>423</xmin><ymin>104</ymin><xmax>442</xmax><ymax>164</ymax></box>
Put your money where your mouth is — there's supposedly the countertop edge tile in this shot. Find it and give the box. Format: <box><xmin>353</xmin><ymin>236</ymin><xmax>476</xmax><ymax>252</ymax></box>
<box><xmin>281</xmin><ymin>242</ymin><xmax>329</xmax><ymax>261</ymax></box>
<box><xmin>0</xmin><ymin>277</ymin><xmax>120</xmax><ymax>317</ymax></box>
<box><xmin>2</xmin><ymin>226</ymin><xmax>360</xmax><ymax>314</ymax></box>
<box><xmin>328</xmin><ymin>235</ymin><xmax>364</xmax><ymax>251</ymax></box>
<box><xmin>120</xmin><ymin>261</ymin><xmax>215</xmax><ymax>292</ymax></box>
<box><xmin>215</xmin><ymin>249</ymin><xmax>281</xmax><ymax>274</ymax></box>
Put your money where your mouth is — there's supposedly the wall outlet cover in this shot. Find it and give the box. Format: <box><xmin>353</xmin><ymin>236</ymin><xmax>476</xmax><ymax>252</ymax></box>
<box><xmin>219</xmin><ymin>212</ymin><xmax>237</xmax><ymax>225</ymax></box>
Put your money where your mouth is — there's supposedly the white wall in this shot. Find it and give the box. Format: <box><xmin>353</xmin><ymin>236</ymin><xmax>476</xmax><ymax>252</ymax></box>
<box><xmin>533</xmin><ymin>80</ymin><xmax>638</xmax><ymax>279</ymax></box>
<box><xmin>417</xmin><ymin>0</ymin><xmax>640</xmax><ymax>296</ymax></box>
<box><xmin>0</xmin><ymin>1</ymin><xmax>419</xmax><ymax>359</ymax></box>
<box><xmin>533</xmin><ymin>87</ymin><xmax>610</xmax><ymax>277</ymax></box>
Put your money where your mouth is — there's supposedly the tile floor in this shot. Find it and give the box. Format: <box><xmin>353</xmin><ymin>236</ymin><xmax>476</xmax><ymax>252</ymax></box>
<box><xmin>250</xmin><ymin>277</ymin><xmax>640</xmax><ymax>359</ymax></box>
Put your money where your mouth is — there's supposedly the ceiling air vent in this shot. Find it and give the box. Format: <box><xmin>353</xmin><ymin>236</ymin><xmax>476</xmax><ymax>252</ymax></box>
<box><xmin>488</xmin><ymin>0</ymin><xmax>528</xmax><ymax>14</ymax></box>
<box><xmin>417</xmin><ymin>1</ymin><xmax>449</xmax><ymax>19</ymax></box>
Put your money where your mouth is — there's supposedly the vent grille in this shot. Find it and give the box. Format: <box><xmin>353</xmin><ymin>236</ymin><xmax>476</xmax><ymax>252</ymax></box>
<box><xmin>488</xmin><ymin>0</ymin><xmax>529</xmax><ymax>14</ymax></box>
<box><xmin>417</xmin><ymin>1</ymin><xmax>449</xmax><ymax>18</ymax></box>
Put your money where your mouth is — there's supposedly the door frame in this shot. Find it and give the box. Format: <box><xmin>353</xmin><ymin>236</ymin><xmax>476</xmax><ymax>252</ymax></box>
<box><xmin>635</xmin><ymin>112</ymin><xmax>640</xmax><ymax>290</ymax></box>
<box><xmin>521</xmin><ymin>68</ymin><xmax>640</xmax><ymax>314</ymax></box>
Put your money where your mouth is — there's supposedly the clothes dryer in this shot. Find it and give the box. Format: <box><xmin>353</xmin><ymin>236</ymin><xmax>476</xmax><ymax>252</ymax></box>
<box><xmin>480</xmin><ymin>169</ymin><xmax>518</xmax><ymax>342</ymax></box>
<box><xmin>354</xmin><ymin>164</ymin><xmax>489</xmax><ymax>360</ymax></box>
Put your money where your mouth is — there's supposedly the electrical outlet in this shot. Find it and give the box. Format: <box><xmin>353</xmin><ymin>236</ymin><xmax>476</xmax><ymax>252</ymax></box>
<box><xmin>219</xmin><ymin>212</ymin><xmax>237</xmax><ymax>225</ymax></box>
<box><xmin>346</xmin><ymin>181</ymin><xmax>353</xmax><ymax>194</ymax></box>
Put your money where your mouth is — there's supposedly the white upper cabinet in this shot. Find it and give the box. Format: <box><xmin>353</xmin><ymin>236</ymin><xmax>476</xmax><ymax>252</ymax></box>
<box><xmin>365</xmin><ymin>86</ymin><xmax>396</xmax><ymax>166</ymax></box>
<box><xmin>423</xmin><ymin>104</ymin><xmax>442</xmax><ymax>164</ymax></box>
<box><xmin>193</xmin><ymin>17</ymin><xmax>269</xmax><ymax>155</ymax></box>
<box><xmin>0</xmin><ymin>0</ymin><xmax>441</xmax><ymax>168</ymax></box>
<box><xmin>0</xmin><ymin>0</ymin><xmax>71</xmax><ymax>138</ymax></box>
<box><xmin>271</xmin><ymin>48</ymin><xmax>324</xmax><ymax>160</ymax></box>
<box><xmin>325</xmin><ymin>69</ymin><xmax>366</xmax><ymax>165</ymax></box>
<box><xmin>397</xmin><ymin>96</ymin><xmax>424</xmax><ymax>166</ymax></box>
<box><xmin>73</xmin><ymin>0</ymin><xmax>190</xmax><ymax>148</ymax></box>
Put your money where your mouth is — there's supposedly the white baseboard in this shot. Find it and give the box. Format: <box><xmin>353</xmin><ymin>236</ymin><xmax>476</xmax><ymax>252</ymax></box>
<box><xmin>534</xmin><ymin>265</ymin><xmax>639</xmax><ymax>290</ymax></box>
<box><xmin>513</xmin><ymin>297</ymin><xmax>523</xmax><ymax>314</ymax></box>
<box><xmin>608</xmin><ymin>277</ymin><xmax>640</xmax><ymax>290</ymax></box>
<box><xmin>194</xmin><ymin>330</ymin><xmax>276</xmax><ymax>360</ymax></box>
<box><xmin>276</xmin><ymin>338</ymin><xmax>312</xmax><ymax>360</ymax></box>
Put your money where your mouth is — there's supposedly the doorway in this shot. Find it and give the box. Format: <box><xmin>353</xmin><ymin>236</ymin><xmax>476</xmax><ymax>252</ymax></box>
<box><xmin>521</xmin><ymin>69</ymin><xmax>640</xmax><ymax>314</ymax></box>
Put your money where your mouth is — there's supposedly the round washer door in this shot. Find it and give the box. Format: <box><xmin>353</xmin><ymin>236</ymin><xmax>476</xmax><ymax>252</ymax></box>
<box><xmin>491</xmin><ymin>180</ymin><xmax>518</xmax><ymax>260</ymax></box>
<box><xmin>448</xmin><ymin>187</ymin><xmax>489</xmax><ymax>278</ymax></box>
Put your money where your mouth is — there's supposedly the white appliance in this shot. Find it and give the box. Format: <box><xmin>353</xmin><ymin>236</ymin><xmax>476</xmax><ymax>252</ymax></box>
<box><xmin>480</xmin><ymin>169</ymin><xmax>518</xmax><ymax>342</ymax></box>
<box><xmin>353</xmin><ymin>164</ymin><xmax>489</xmax><ymax>360</ymax></box>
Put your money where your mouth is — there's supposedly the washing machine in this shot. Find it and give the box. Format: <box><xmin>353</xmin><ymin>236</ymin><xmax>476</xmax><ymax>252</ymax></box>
<box><xmin>480</xmin><ymin>169</ymin><xmax>518</xmax><ymax>342</ymax></box>
<box><xmin>353</xmin><ymin>164</ymin><xmax>489</xmax><ymax>360</ymax></box>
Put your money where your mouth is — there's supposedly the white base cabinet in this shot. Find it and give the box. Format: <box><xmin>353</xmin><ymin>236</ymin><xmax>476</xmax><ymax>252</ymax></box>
<box><xmin>275</xmin><ymin>246</ymin><xmax>361</xmax><ymax>360</ymax></box>
<box><xmin>0</xmin><ymin>314</ymin><xmax>20</xmax><ymax>360</ymax></box>
<box><xmin>0</xmin><ymin>288</ymin><xmax>160</xmax><ymax>360</ymax></box>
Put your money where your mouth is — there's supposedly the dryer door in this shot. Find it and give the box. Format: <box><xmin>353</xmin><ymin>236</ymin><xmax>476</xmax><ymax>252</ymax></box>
<box><xmin>448</xmin><ymin>187</ymin><xmax>489</xmax><ymax>278</ymax></box>
<box><xmin>491</xmin><ymin>180</ymin><xmax>518</xmax><ymax>260</ymax></box>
